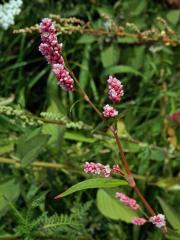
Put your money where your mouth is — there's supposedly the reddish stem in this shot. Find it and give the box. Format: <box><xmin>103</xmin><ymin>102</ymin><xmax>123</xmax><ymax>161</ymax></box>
<box><xmin>66</xmin><ymin>65</ymin><xmax>168</xmax><ymax>232</ymax></box>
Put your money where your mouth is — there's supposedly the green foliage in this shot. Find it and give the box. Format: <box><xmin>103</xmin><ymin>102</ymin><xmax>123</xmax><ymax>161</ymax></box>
<box><xmin>0</xmin><ymin>179</ymin><xmax>20</xmax><ymax>216</ymax></box>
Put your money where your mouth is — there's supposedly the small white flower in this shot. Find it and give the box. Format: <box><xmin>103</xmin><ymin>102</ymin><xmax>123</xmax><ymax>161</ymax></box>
<box><xmin>0</xmin><ymin>0</ymin><xmax>23</xmax><ymax>30</ymax></box>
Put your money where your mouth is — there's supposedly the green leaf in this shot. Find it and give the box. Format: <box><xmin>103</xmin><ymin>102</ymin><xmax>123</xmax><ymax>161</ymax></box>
<box><xmin>101</xmin><ymin>65</ymin><xmax>144</xmax><ymax>78</ymax></box>
<box><xmin>16</xmin><ymin>132</ymin><xmax>50</xmax><ymax>167</ymax></box>
<box><xmin>79</xmin><ymin>45</ymin><xmax>90</xmax><ymax>89</ymax></box>
<box><xmin>96</xmin><ymin>6</ymin><xmax>114</xmax><ymax>17</ymax></box>
<box><xmin>166</xmin><ymin>10</ymin><xmax>180</xmax><ymax>25</ymax></box>
<box><xmin>150</xmin><ymin>149</ymin><xmax>164</xmax><ymax>161</ymax></box>
<box><xmin>100</xmin><ymin>45</ymin><xmax>120</xmax><ymax>68</ymax></box>
<box><xmin>55</xmin><ymin>178</ymin><xmax>127</xmax><ymax>199</ymax></box>
<box><xmin>130</xmin><ymin>1</ymin><xmax>147</xmax><ymax>16</ymax></box>
<box><xmin>166</xmin><ymin>230</ymin><xmax>180</xmax><ymax>240</ymax></box>
<box><xmin>0</xmin><ymin>139</ymin><xmax>14</xmax><ymax>154</ymax></box>
<box><xmin>42</xmin><ymin>100</ymin><xmax>64</xmax><ymax>145</ymax></box>
<box><xmin>154</xmin><ymin>177</ymin><xmax>180</xmax><ymax>191</ymax></box>
<box><xmin>96</xmin><ymin>189</ymin><xmax>138</xmax><ymax>223</ymax></box>
<box><xmin>117</xmin><ymin>36</ymin><xmax>137</xmax><ymax>43</ymax></box>
<box><xmin>64</xmin><ymin>131</ymin><xmax>96</xmax><ymax>143</ymax></box>
<box><xmin>157</xmin><ymin>197</ymin><xmax>180</xmax><ymax>230</ymax></box>
<box><xmin>77</xmin><ymin>35</ymin><xmax>96</xmax><ymax>44</ymax></box>
<box><xmin>78</xmin><ymin>45</ymin><xmax>90</xmax><ymax>117</ymax></box>
<box><xmin>0</xmin><ymin>179</ymin><xmax>20</xmax><ymax>217</ymax></box>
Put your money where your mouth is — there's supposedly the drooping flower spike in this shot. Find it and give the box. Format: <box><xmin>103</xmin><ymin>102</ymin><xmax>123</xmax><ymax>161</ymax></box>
<box><xmin>39</xmin><ymin>18</ymin><xmax>74</xmax><ymax>91</ymax></box>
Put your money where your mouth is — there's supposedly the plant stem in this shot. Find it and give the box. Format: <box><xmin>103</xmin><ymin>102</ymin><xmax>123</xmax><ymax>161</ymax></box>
<box><xmin>66</xmin><ymin>67</ymin><xmax>166</xmax><ymax>225</ymax></box>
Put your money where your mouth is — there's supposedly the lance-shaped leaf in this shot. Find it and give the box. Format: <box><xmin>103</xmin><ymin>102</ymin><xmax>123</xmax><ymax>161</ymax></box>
<box><xmin>54</xmin><ymin>178</ymin><xmax>127</xmax><ymax>199</ymax></box>
<box><xmin>97</xmin><ymin>189</ymin><xmax>138</xmax><ymax>223</ymax></box>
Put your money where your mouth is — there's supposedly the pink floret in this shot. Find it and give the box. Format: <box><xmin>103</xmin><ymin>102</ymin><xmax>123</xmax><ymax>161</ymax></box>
<box><xmin>132</xmin><ymin>217</ymin><xmax>147</xmax><ymax>225</ymax></box>
<box><xmin>84</xmin><ymin>162</ymin><xmax>111</xmax><ymax>177</ymax></box>
<box><xmin>149</xmin><ymin>214</ymin><xmax>166</xmax><ymax>228</ymax></box>
<box><xmin>52</xmin><ymin>64</ymin><xmax>74</xmax><ymax>91</ymax></box>
<box><xmin>107</xmin><ymin>76</ymin><xmax>124</xmax><ymax>103</ymax></box>
<box><xmin>116</xmin><ymin>192</ymin><xmax>140</xmax><ymax>210</ymax></box>
<box><xmin>102</xmin><ymin>104</ymin><xmax>118</xmax><ymax>118</ymax></box>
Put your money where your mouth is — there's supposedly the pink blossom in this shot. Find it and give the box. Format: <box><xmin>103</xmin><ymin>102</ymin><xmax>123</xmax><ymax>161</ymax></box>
<box><xmin>132</xmin><ymin>217</ymin><xmax>147</xmax><ymax>225</ymax></box>
<box><xmin>84</xmin><ymin>162</ymin><xmax>111</xmax><ymax>177</ymax></box>
<box><xmin>52</xmin><ymin>64</ymin><xmax>74</xmax><ymax>91</ymax></box>
<box><xmin>39</xmin><ymin>18</ymin><xmax>74</xmax><ymax>91</ymax></box>
<box><xmin>116</xmin><ymin>192</ymin><xmax>140</xmax><ymax>210</ymax></box>
<box><xmin>111</xmin><ymin>164</ymin><xmax>121</xmax><ymax>174</ymax></box>
<box><xmin>107</xmin><ymin>76</ymin><xmax>124</xmax><ymax>103</ymax></box>
<box><xmin>102</xmin><ymin>104</ymin><xmax>118</xmax><ymax>118</ymax></box>
<box><xmin>169</xmin><ymin>111</ymin><xmax>180</xmax><ymax>125</ymax></box>
<box><xmin>39</xmin><ymin>18</ymin><xmax>63</xmax><ymax>65</ymax></box>
<box><xmin>149</xmin><ymin>214</ymin><xmax>166</xmax><ymax>228</ymax></box>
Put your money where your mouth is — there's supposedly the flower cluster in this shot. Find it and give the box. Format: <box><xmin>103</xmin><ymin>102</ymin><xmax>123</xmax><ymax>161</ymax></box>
<box><xmin>102</xmin><ymin>76</ymin><xmax>124</xmax><ymax>118</ymax></box>
<box><xmin>102</xmin><ymin>104</ymin><xmax>118</xmax><ymax>118</ymax></box>
<box><xmin>131</xmin><ymin>214</ymin><xmax>166</xmax><ymax>228</ymax></box>
<box><xmin>111</xmin><ymin>164</ymin><xmax>122</xmax><ymax>174</ymax></box>
<box><xmin>149</xmin><ymin>214</ymin><xmax>166</xmax><ymax>228</ymax></box>
<box><xmin>84</xmin><ymin>162</ymin><xmax>122</xmax><ymax>178</ymax></box>
<box><xmin>169</xmin><ymin>111</ymin><xmax>180</xmax><ymax>125</ymax></box>
<box><xmin>107</xmin><ymin>76</ymin><xmax>124</xmax><ymax>103</ymax></box>
<box><xmin>132</xmin><ymin>217</ymin><xmax>147</xmax><ymax>225</ymax></box>
<box><xmin>115</xmin><ymin>192</ymin><xmax>140</xmax><ymax>210</ymax></box>
<box><xmin>52</xmin><ymin>64</ymin><xmax>74</xmax><ymax>91</ymax></box>
<box><xmin>39</xmin><ymin>18</ymin><xmax>74</xmax><ymax>91</ymax></box>
<box><xmin>0</xmin><ymin>0</ymin><xmax>23</xmax><ymax>30</ymax></box>
<box><xmin>84</xmin><ymin>162</ymin><xmax>111</xmax><ymax>177</ymax></box>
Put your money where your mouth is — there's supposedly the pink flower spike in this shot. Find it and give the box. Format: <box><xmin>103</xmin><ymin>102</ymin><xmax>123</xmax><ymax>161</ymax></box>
<box><xmin>52</xmin><ymin>64</ymin><xmax>74</xmax><ymax>91</ymax></box>
<box><xmin>132</xmin><ymin>217</ymin><xmax>147</xmax><ymax>225</ymax></box>
<box><xmin>102</xmin><ymin>104</ymin><xmax>118</xmax><ymax>118</ymax></box>
<box><xmin>39</xmin><ymin>18</ymin><xmax>63</xmax><ymax>65</ymax></box>
<box><xmin>116</xmin><ymin>192</ymin><xmax>140</xmax><ymax>210</ymax></box>
<box><xmin>107</xmin><ymin>76</ymin><xmax>124</xmax><ymax>103</ymax></box>
<box><xmin>149</xmin><ymin>214</ymin><xmax>166</xmax><ymax>228</ymax></box>
<box><xmin>39</xmin><ymin>18</ymin><xmax>74</xmax><ymax>91</ymax></box>
<box><xmin>84</xmin><ymin>162</ymin><xmax>111</xmax><ymax>177</ymax></box>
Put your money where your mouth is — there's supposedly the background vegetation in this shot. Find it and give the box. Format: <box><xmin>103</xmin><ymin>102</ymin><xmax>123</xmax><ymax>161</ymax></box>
<box><xmin>0</xmin><ymin>0</ymin><xmax>180</xmax><ymax>239</ymax></box>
